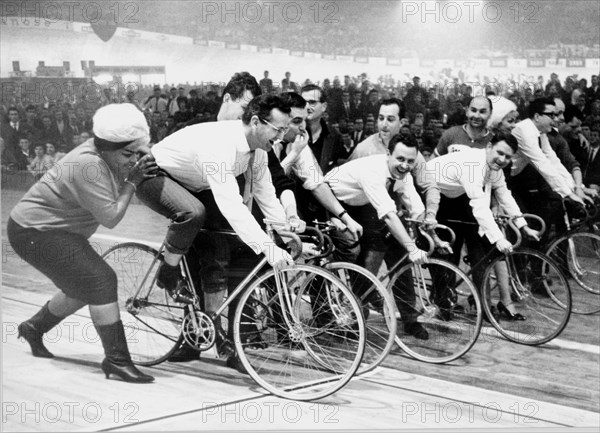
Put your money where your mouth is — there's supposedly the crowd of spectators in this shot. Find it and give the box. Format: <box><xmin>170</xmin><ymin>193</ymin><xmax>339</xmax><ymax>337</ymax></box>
<box><xmin>5</xmin><ymin>1</ymin><xmax>599</xmax><ymax>59</ymax></box>
<box><xmin>2</xmin><ymin>69</ymin><xmax>599</xmax><ymax>182</ymax></box>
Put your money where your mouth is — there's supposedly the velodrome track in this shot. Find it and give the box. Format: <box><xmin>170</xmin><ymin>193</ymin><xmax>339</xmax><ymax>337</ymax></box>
<box><xmin>2</xmin><ymin>187</ymin><xmax>599</xmax><ymax>431</ymax></box>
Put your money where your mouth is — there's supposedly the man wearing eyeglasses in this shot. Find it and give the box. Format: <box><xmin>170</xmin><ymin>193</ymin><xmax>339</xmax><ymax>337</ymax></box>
<box><xmin>137</xmin><ymin>94</ymin><xmax>295</xmax><ymax>302</ymax></box>
<box><xmin>510</xmin><ymin>97</ymin><xmax>585</xmax><ymax>207</ymax></box>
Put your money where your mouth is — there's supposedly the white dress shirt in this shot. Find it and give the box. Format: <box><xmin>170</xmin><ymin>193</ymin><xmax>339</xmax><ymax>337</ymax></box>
<box><xmin>273</xmin><ymin>140</ymin><xmax>324</xmax><ymax>191</ymax></box>
<box><xmin>151</xmin><ymin>120</ymin><xmax>286</xmax><ymax>254</ymax></box>
<box><xmin>511</xmin><ymin>118</ymin><xmax>574</xmax><ymax>197</ymax></box>
<box><xmin>325</xmin><ymin>154</ymin><xmax>420</xmax><ymax>219</ymax></box>
<box><xmin>425</xmin><ymin>148</ymin><xmax>526</xmax><ymax>244</ymax></box>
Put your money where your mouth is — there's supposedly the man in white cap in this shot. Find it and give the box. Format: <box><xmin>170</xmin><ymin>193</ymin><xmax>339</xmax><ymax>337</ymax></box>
<box><xmin>8</xmin><ymin>103</ymin><xmax>159</xmax><ymax>383</ymax></box>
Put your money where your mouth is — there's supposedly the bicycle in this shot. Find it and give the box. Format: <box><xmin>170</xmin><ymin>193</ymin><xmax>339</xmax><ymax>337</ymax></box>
<box><xmin>467</xmin><ymin>214</ymin><xmax>573</xmax><ymax>345</ymax></box>
<box><xmin>299</xmin><ymin>222</ymin><xmax>397</xmax><ymax>375</ymax></box>
<box><xmin>381</xmin><ymin>219</ymin><xmax>483</xmax><ymax>364</ymax></box>
<box><xmin>102</xmin><ymin>220</ymin><xmax>367</xmax><ymax>401</ymax></box>
<box><xmin>545</xmin><ymin>200</ymin><xmax>600</xmax><ymax>315</ymax></box>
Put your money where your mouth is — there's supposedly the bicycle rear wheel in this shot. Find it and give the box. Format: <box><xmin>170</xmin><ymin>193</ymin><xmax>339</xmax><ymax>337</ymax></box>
<box><xmin>546</xmin><ymin>232</ymin><xmax>600</xmax><ymax>314</ymax></box>
<box><xmin>102</xmin><ymin>243</ymin><xmax>184</xmax><ymax>366</ymax></box>
<box><xmin>482</xmin><ymin>248</ymin><xmax>572</xmax><ymax>345</ymax></box>
<box><xmin>325</xmin><ymin>262</ymin><xmax>396</xmax><ymax>374</ymax></box>
<box><xmin>233</xmin><ymin>264</ymin><xmax>366</xmax><ymax>401</ymax></box>
<box><xmin>388</xmin><ymin>259</ymin><xmax>482</xmax><ymax>364</ymax></box>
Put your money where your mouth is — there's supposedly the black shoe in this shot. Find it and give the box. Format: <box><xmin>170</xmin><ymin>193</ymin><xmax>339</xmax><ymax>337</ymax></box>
<box><xmin>226</xmin><ymin>354</ymin><xmax>247</xmax><ymax>374</ymax></box>
<box><xmin>157</xmin><ymin>263</ymin><xmax>193</xmax><ymax>304</ymax></box>
<box><xmin>404</xmin><ymin>322</ymin><xmax>429</xmax><ymax>340</ymax></box>
<box><xmin>215</xmin><ymin>326</ymin><xmax>235</xmax><ymax>359</ymax></box>
<box><xmin>17</xmin><ymin>302</ymin><xmax>63</xmax><ymax>358</ymax></box>
<box><xmin>497</xmin><ymin>302</ymin><xmax>526</xmax><ymax>321</ymax></box>
<box><xmin>97</xmin><ymin>321</ymin><xmax>155</xmax><ymax>383</ymax></box>
<box><xmin>437</xmin><ymin>299</ymin><xmax>454</xmax><ymax>321</ymax></box>
<box><xmin>168</xmin><ymin>344</ymin><xmax>199</xmax><ymax>362</ymax></box>
<box><xmin>483</xmin><ymin>306</ymin><xmax>500</xmax><ymax>323</ymax></box>
<box><xmin>530</xmin><ymin>281</ymin><xmax>550</xmax><ymax>298</ymax></box>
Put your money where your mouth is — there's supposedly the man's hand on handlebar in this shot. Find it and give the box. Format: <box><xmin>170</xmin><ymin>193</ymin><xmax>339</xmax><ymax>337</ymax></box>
<box><xmin>286</xmin><ymin>216</ymin><xmax>306</xmax><ymax>233</ymax></box>
<box><xmin>408</xmin><ymin>246</ymin><xmax>429</xmax><ymax>265</ymax></box>
<box><xmin>263</xmin><ymin>245</ymin><xmax>294</xmax><ymax>270</ymax></box>
<box><xmin>417</xmin><ymin>210</ymin><xmax>438</xmax><ymax>230</ymax></box>
<box><xmin>521</xmin><ymin>226</ymin><xmax>541</xmax><ymax>242</ymax></box>
<box><xmin>495</xmin><ymin>238</ymin><xmax>513</xmax><ymax>254</ymax></box>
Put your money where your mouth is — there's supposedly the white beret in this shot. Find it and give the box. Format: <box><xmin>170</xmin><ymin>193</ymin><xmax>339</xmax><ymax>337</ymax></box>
<box><xmin>93</xmin><ymin>103</ymin><xmax>150</xmax><ymax>147</ymax></box>
<box><xmin>487</xmin><ymin>97</ymin><xmax>518</xmax><ymax>130</ymax></box>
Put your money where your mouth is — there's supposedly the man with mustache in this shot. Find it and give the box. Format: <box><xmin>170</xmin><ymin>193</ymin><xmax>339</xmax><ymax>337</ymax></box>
<box><xmin>435</xmin><ymin>96</ymin><xmax>494</xmax><ymax>156</ymax></box>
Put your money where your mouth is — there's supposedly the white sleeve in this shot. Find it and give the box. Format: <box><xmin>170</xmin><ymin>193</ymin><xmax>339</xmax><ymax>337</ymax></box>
<box><xmin>462</xmin><ymin>174</ymin><xmax>505</xmax><ymax>244</ymax></box>
<box><xmin>291</xmin><ymin>146</ymin><xmax>324</xmax><ymax>191</ymax></box>
<box><xmin>251</xmin><ymin>150</ymin><xmax>288</xmax><ymax>223</ymax></box>
<box><xmin>511</xmin><ymin>124</ymin><xmax>572</xmax><ymax>197</ymax></box>
<box><xmin>490</xmin><ymin>171</ymin><xmax>527</xmax><ymax>229</ymax></box>
<box><xmin>393</xmin><ymin>174</ymin><xmax>425</xmax><ymax>219</ymax></box>
<box><xmin>358</xmin><ymin>165</ymin><xmax>397</xmax><ymax>220</ymax></box>
<box><xmin>206</xmin><ymin>154</ymin><xmax>273</xmax><ymax>255</ymax></box>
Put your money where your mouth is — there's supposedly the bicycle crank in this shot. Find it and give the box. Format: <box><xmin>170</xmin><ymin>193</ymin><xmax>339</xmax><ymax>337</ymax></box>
<box><xmin>181</xmin><ymin>309</ymin><xmax>216</xmax><ymax>351</ymax></box>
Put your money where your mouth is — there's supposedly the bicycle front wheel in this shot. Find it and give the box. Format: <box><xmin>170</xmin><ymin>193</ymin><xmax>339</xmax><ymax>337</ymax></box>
<box><xmin>325</xmin><ymin>262</ymin><xmax>397</xmax><ymax>374</ymax></box>
<box><xmin>102</xmin><ymin>243</ymin><xmax>184</xmax><ymax>365</ymax></box>
<box><xmin>546</xmin><ymin>232</ymin><xmax>600</xmax><ymax>314</ymax></box>
<box><xmin>388</xmin><ymin>259</ymin><xmax>482</xmax><ymax>364</ymax></box>
<box><xmin>482</xmin><ymin>248</ymin><xmax>572</xmax><ymax>345</ymax></box>
<box><xmin>233</xmin><ymin>264</ymin><xmax>366</xmax><ymax>401</ymax></box>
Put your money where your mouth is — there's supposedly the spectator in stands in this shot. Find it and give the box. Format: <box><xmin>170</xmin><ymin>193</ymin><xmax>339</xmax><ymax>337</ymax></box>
<box><xmin>24</xmin><ymin>105</ymin><xmax>43</xmax><ymax>133</ymax></box>
<box><xmin>2</xmin><ymin>107</ymin><xmax>23</xmax><ymax>158</ymax></box>
<box><xmin>259</xmin><ymin>70</ymin><xmax>273</xmax><ymax>94</ymax></box>
<box><xmin>36</xmin><ymin>115</ymin><xmax>59</xmax><ymax>146</ymax></box>
<box><xmin>436</xmin><ymin>96</ymin><xmax>493</xmax><ymax>155</ymax></box>
<box><xmin>587</xmin><ymin>75</ymin><xmax>600</xmax><ymax>101</ymax></box>
<box><xmin>1</xmin><ymin>136</ymin><xmax>18</xmax><ymax>168</ymax></box>
<box><xmin>167</xmin><ymin>87</ymin><xmax>180</xmax><ymax>116</ymax></box>
<box><xmin>584</xmin><ymin>99</ymin><xmax>600</xmax><ymax>126</ymax></box>
<box><xmin>282</xmin><ymin>71</ymin><xmax>297</xmax><ymax>92</ymax></box>
<box><xmin>45</xmin><ymin>142</ymin><xmax>65</xmax><ymax>162</ymax></box>
<box><xmin>143</xmin><ymin>86</ymin><xmax>168</xmax><ymax>113</ymax></box>
<box><xmin>27</xmin><ymin>143</ymin><xmax>54</xmax><ymax>180</ymax></box>
<box><xmin>358</xmin><ymin>89</ymin><xmax>382</xmax><ymax>121</ymax></box>
<box><xmin>583</xmin><ymin>126</ymin><xmax>600</xmax><ymax>190</ymax></box>
<box><xmin>353</xmin><ymin>118</ymin><xmax>366</xmax><ymax>144</ymax></box>
<box><xmin>576</xmin><ymin>94</ymin><xmax>591</xmax><ymax>117</ymax></box>
<box><xmin>173</xmin><ymin>99</ymin><xmax>192</xmax><ymax>131</ymax></box>
<box><xmin>53</xmin><ymin>111</ymin><xmax>73</xmax><ymax>148</ymax></box>
<box><xmin>14</xmin><ymin>136</ymin><xmax>33</xmax><ymax>170</ymax></box>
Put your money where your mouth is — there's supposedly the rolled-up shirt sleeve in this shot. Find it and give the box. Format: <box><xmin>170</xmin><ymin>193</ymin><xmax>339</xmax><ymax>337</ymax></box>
<box><xmin>511</xmin><ymin>120</ymin><xmax>573</xmax><ymax>197</ymax></box>
<box><xmin>491</xmin><ymin>171</ymin><xmax>527</xmax><ymax>229</ymax></box>
<box><xmin>412</xmin><ymin>152</ymin><xmax>440</xmax><ymax>215</ymax></box>
<box><xmin>464</xmin><ymin>184</ymin><xmax>505</xmax><ymax>244</ymax></box>
<box><xmin>290</xmin><ymin>146</ymin><xmax>324</xmax><ymax>191</ymax></box>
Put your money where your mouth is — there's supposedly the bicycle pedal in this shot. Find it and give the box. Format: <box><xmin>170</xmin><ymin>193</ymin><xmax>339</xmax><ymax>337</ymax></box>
<box><xmin>172</xmin><ymin>290</ymin><xmax>194</xmax><ymax>305</ymax></box>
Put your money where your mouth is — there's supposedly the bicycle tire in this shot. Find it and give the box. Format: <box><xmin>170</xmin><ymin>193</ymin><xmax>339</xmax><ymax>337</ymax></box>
<box><xmin>233</xmin><ymin>264</ymin><xmax>366</xmax><ymax>401</ymax></box>
<box><xmin>546</xmin><ymin>232</ymin><xmax>600</xmax><ymax>315</ymax></box>
<box><xmin>481</xmin><ymin>248</ymin><xmax>572</xmax><ymax>345</ymax></box>
<box><xmin>325</xmin><ymin>262</ymin><xmax>397</xmax><ymax>374</ymax></box>
<box><xmin>387</xmin><ymin>258</ymin><xmax>482</xmax><ymax>364</ymax></box>
<box><xmin>102</xmin><ymin>242</ymin><xmax>184</xmax><ymax>366</ymax></box>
